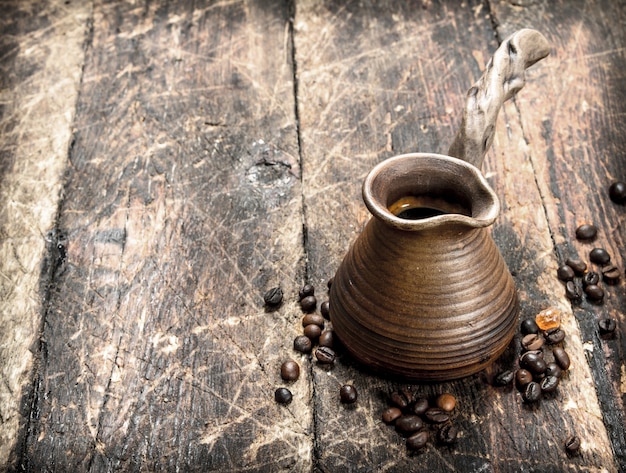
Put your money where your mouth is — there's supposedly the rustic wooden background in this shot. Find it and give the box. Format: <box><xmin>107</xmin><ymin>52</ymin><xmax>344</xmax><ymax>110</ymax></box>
<box><xmin>1</xmin><ymin>0</ymin><xmax>624</xmax><ymax>471</ymax></box>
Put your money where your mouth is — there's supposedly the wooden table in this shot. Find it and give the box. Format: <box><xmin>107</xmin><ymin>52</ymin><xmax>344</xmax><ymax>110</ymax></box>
<box><xmin>1</xmin><ymin>0</ymin><xmax>625</xmax><ymax>471</ymax></box>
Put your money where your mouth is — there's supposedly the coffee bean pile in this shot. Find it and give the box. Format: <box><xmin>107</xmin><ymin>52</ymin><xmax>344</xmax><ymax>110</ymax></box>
<box><xmin>496</xmin><ymin>308</ymin><xmax>570</xmax><ymax>405</ymax></box>
<box><xmin>381</xmin><ymin>390</ymin><xmax>459</xmax><ymax>451</ymax></box>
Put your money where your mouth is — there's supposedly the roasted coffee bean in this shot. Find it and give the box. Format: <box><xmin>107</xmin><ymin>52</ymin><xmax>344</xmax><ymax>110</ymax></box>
<box><xmin>522</xmin><ymin>381</ymin><xmax>541</xmax><ymax>403</ymax></box>
<box><xmin>540</xmin><ymin>375</ymin><xmax>559</xmax><ymax>393</ymax></box>
<box><xmin>280</xmin><ymin>360</ymin><xmax>300</xmax><ymax>381</ymax></box>
<box><xmin>303</xmin><ymin>324</ymin><xmax>322</xmax><ymax>341</ymax></box>
<box><xmin>582</xmin><ymin>271</ymin><xmax>600</xmax><ymax>287</ymax></box>
<box><xmin>521</xmin><ymin>333</ymin><xmax>544</xmax><ymax>351</ymax></box>
<box><xmin>598</xmin><ymin>318</ymin><xmax>617</xmax><ymax>335</ymax></box>
<box><xmin>315</xmin><ymin>346</ymin><xmax>336</xmax><ymax>364</ymax></box>
<box><xmin>589</xmin><ymin>248</ymin><xmax>611</xmax><ymax>265</ymax></box>
<box><xmin>299</xmin><ymin>284</ymin><xmax>315</xmax><ymax>300</ymax></box>
<box><xmin>584</xmin><ymin>284</ymin><xmax>604</xmax><ymax>302</ymax></box>
<box><xmin>293</xmin><ymin>335</ymin><xmax>312</xmax><ymax>354</ymax></box>
<box><xmin>565</xmin><ymin>280</ymin><xmax>583</xmax><ymax>302</ymax></box>
<box><xmin>339</xmin><ymin>385</ymin><xmax>358</xmax><ymax>404</ymax></box>
<box><xmin>495</xmin><ymin>369</ymin><xmax>515</xmax><ymax>386</ymax></box>
<box><xmin>544</xmin><ymin>328</ymin><xmax>565</xmax><ymax>345</ymax></box>
<box><xmin>263</xmin><ymin>287</ymin><xmax>283</xmax><ymax>306</ymax></box>
<box><xmin>395</xmin><ymin>415</ymin><xmax>424</xmax><ymax>435</ymax></box>
<box><xmin>565</xmin><ymin>258</ymin><xmax>587</xmax><ymax>275</ymax></box>
<box><xmin>436</xmin><ymin>393</ymin><xmax>457</xmax><ymax>412</ymax></box>
<box><xmin>545</xmin><ymin>362</ymin><xmax>562</xmax><ymax>379</ymax></box>
<box><xmin>406</xmin><ymin>431</ymin><xmax>429</xmax><ymax>451</ymax></box>
<box><xmin>516</xmin><ymin>369</ymin><xmax>533</xmax><ymax>388</ymax></box>
<box><xmin>575</xmin><ymin>223</ymin><xmax>597</xmax><ymax>240</ymax></box>
<box><xmin>557</xmin><ymin>265</ymin><xmax>575</xmax><ymax>281</ymax></box>
<box><xmin>320</xmin><ymin>300</ymin><xmax>331</xmax><ymax>319</ymax></box>
<box><xmin>437</xmin><ymin>424</ymin><xmax>458</xmax><ymax>445</ymax></box>
<box><xmin>424</xmin><ymin>408</ymin><xmax>449</xmax><ymax>424</ymax></box>
<box><xmin>318</xmin><ymin>330</ymin><xmax>334</xmax><ymax>347</ymax></box>
<box><xmin>565</xmin><ymin>435</ymin><xmax>581</xmax><ymax>455</ymax></box>
<box><xmin>553</xmin><ymin>347</ymin><xmax>571</xmax><ymax>370</ymax></box>
<box><xmin>609</xmin><ymin>181</ymin><xmax>626</xmax><ymax>204</ymax></box>
<box><xmin>602</xmin><ymin>264</ymin><xmax>621</xmax><ymax>284</ymax></box>
<box><xmin>520</xmin><ymin>352</ymin><xmax>547</xmax><ymax>375</ymax></box>
<box><xmin>300</xmin><ymin>295</ymin><xmax>317</xmax><ymax>312</ymax></box>
<box><xmin>520</xmin><ymin>318</ymin><xmax>540</xmax><ymax>335</ymax></box>
<box><xmin>274</xmin><ymin>387</ymin><xmax>293</xmax><ymax>404</ymax></box>
<box><xmin>382</xmin><ymin>407</ymin><xmax>402</xmax><ymax>424</ymax></box>
<box><xmin>390</xmin><ymin>391</ymin><xmax>409</xmax><ymax>409</ymax></box>
<box><xmin>302</xmin><ymin>313</ymin><xmax>325</xmax><ymax>328</ymax></box>
<box><xmin>412</xmin><ymin>397</ymin><xmax>430</xmax><ymax>416</ymax></box>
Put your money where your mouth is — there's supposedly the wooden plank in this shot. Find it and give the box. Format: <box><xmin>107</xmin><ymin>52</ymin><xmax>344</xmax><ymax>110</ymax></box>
<box><xmin>490</xmin><ymin>0</ymin><xmax>626</xmax><ymax>469</ymax></box>
<box><xmin>17</xmin><ymin>1</ymin><xmax>311</xmax><ymax>471</ymax></box>
<box><xmin>295</xmin><ymin>0</ymin><xmax>616</xmax><ymax>471</ymax></box>
<box><xmin>0</xmin><ymin>1</ymin><xmax>90</xmax><ymax>468</ymax></box>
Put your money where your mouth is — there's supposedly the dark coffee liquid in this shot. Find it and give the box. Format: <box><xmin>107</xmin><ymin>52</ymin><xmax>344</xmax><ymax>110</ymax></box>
<box><xmin>395</xmin><ymin>207</ymin><xmax>445</xmax><ymax>220</ymax></box>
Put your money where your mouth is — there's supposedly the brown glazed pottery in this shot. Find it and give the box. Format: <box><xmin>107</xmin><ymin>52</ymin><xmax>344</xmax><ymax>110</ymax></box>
<box><xmin>329</xmin><ymin>29</ymin><xmax>550</xmax><ymax>381</ymax></box>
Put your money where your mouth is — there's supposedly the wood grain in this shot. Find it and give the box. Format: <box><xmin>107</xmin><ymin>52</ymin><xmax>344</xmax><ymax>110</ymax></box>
<box><xmin>16</xmin><ymin>1</ymin><xmax>311</xmax><ymax>471</ymax></box>
<box><xmin>295</xmin><ymin>0</ymin><xmax>617</xmax><ymax>471</ymax></box>
<box><xmin>0</xmin><ymin>0</ymin><xmax>90</xmax><ymax>467</ymax></box>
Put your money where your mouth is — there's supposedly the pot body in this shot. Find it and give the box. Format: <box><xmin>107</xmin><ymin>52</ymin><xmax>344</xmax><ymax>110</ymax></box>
<box><xmin>329</xmin><ymin>153</ymin><xmax>519</xmax><ymax>381</ymax></box>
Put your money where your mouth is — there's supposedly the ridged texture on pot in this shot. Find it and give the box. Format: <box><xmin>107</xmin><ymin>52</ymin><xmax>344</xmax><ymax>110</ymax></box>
<box><xmin>329</xmin><ymin>218</ymin><xmax>518</xmax><ymax>381</ymax></box>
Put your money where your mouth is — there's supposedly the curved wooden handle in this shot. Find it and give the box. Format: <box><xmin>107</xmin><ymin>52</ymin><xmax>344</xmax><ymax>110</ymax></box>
<box><xmin>448</xmin><ymin>29</ymin><xmax>550</xmax><ymax>169</ymax></box>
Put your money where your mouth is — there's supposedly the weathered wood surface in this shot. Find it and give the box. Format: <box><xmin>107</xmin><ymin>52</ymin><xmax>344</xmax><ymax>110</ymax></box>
<box><xmin>0</xmin><ymin>0</ymin><xmax>624</xmax><ymax>472</ymax></box>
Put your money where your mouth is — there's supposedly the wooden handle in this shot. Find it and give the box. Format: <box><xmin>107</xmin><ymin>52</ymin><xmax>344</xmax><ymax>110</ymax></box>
<box><xmin>448</xmin><ymin>29</ymin><xmax>550</xmax><ymax>169</ymax></box>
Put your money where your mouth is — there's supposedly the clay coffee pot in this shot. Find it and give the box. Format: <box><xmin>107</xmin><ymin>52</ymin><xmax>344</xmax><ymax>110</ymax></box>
<box><xmin>329</xmin><ymin>29</ymin><xmax>550</xmax><ymax>381</ymax></box>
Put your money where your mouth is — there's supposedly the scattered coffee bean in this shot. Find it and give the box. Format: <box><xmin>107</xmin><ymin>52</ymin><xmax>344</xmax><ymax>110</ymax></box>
<box><xmin>584</xmin><ymin>284</ymin><xmax>604</xmax><ymax>302</ymax></box>
<box><xmin>609</xmin><ymin>181</ymin><xmax>626</xmax><ymax>204</ymax></box>
<box><xmin>293</xmin><ymin>335</ymin><xmax>313</xmax><ymax>354</ymax></box>
<box><xmin>557</xmin><ymin>265</ymin><xmax>575</xmax><ymax>281</ymax></box>
<box><xmin>521</xmin><ymin>333</ymin><xmax>544</xmax><ymax>351</ymax></box>
<box><xmin>565</xmin><ymin>280</ymin><xmax>583</xmax><ymax>302</ymax></box>
<box><xmin>575</xmin><ymin>223</ymin><xmax>597</xmax><ymax>241</ymax></box>
<box><xmin>412</xmin><ymin>397</ymin><xmax>430</xmax><ymax>416</ymax></box>
<box><xmin>545</xmin><ymin>362</ymin><xmax>562</xmax><ymax>379</ymax></box>
<box><xmin>382</xmin><ymin>407</ymin><xmax>403</xmax><ymax>424</ymax></box>
<box><xmin>302</xmin><ymin>313</ymin><xmax>324</xmax><ymax>328</ymax></box>
<box><xmin>553</xmin><ymin>346</ymin><xmax>571</xmax><ymax>370</ymax></box>
<box><xmin>520</xmin><ymin>351</ymin><xmax>546</xmax><ymax>375</ymax></box>
<box><xmin>437</xmin><ymin>424</ymin><xmax>458</xmax><ymax>445</ymax></box>
<box><xmin>315</xmin><ymin>346</ymin><xmax>336</xmax><ymax>364</ymax></box>
<box><xmin>535</xmin><ymin>307</ymin><xmax>561</xmax><ymax>331</ymax></box>
<box><xmin>544</xmin><ymin>328</ymin><xmax>565</xmax><ymax>345</ymax></box>
<box><xmin>339</xmin><ymin>384</ymin><xmax>358</xmax><ymax>404</ymax></box>
<box><xmin>406</xmin><ymin>431</ymin><xmax>429</xmax><ymax>451</ymax></box>
<box><xmin>390</xmin><ymin>391</ymin><xmax>410</xmax><ymax>409</ymax></box>
<box><xmin>589</xmin><ymin>248</ymin><xmax>611</xmax><ymax>265</ymax></box>
<box><xmin>598</xmin><ymin>318</ymin><xmax>617</xmax><ymax>335</ymax></box>
<box><xmin>395</xmin><ymin>415</ymin><xmax>424</xmax><ymax>436</ymax></box>
<box><xmin>300</xmin><ymin>295</ymin><xmax>317</xmax><ymax>312</ymax></box>
<box><xmin>540</xmin><ymin>375</ymin><xmax>559</xmax><ymax>393</ymax></box>
<box><xmin>516</xmin><ymin>369</ymin><xmax>533</xmax><ymax>388</ymax></box>
<box><xmin>263</xmin><ymin>287</ymin><xmax>283</xmax><ymax>306</ymax></box>
<box><xmin>495</xmin><ymin>369</ymin><xmax>515</xmax><ymax>386</ymax></box>
<box><xmin>320</xmin><ymin>300</ymin><xmax>330</xmax><ymax>319</ymax></box>
<box><xmin>602</xmin><ymin>264</ymin><xmax>621</xmax><ymax>284</ymax></box>
<box><xmin>318</xmin><ymin>330</ymin><xmax>334</xmax><ymax>347</ymax></box>
<box><xmin>424</xmin><ymin>408</ymin><xmax>449</xmax><ymax>424</ymax></box>
<box><xmin>520</xmin><ymin>318</ymin><xmax>540</xmax><ymax>335</ymax></box>
<box><xmin>582</xmin><ymin>271</ymin><xmax>600</xmax><ymax>287</ymax></box>
<box><xmin>303</xmin><ymin>324</ymin><xmax>322</xmax><ymax>341</ymax></box>
<box><xmin>436</xmin><ymin>393</ymin><xmax>457</xmax><ymax>412</ymax></box>
<box><xmin>565</xmin><ymin>435</ymin><xmax>581</xmax><ymax>455</ymax></box>
<box><xmin>522</xmin><ymin>381</ymin><xmax>541</xmax><ymax>403</ymax></box>
<box><xmin>275</xmin><ymin>387</ymin><xmax>293</xmax><ymax>405</ymax></box>
<box><xmin>299</xmin><ymin>284</ymin><xmax>315</xmax><ymax>300</ymax></box>
<box><xmin>565</xmin><ymin>258</ymin><xmax>587</xmax><ymax>275</ymax></box>
<box><xmin>280</xmin><ymin>360</ymin><xmax>300</xmax><ymax>381</ymax></box>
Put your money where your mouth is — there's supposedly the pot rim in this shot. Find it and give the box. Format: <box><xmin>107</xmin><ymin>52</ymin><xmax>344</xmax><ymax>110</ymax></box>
<box><xmin>362</xmin><ymin>152</ymin><xmax>500</xmax><ymax>231</ymax></box>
